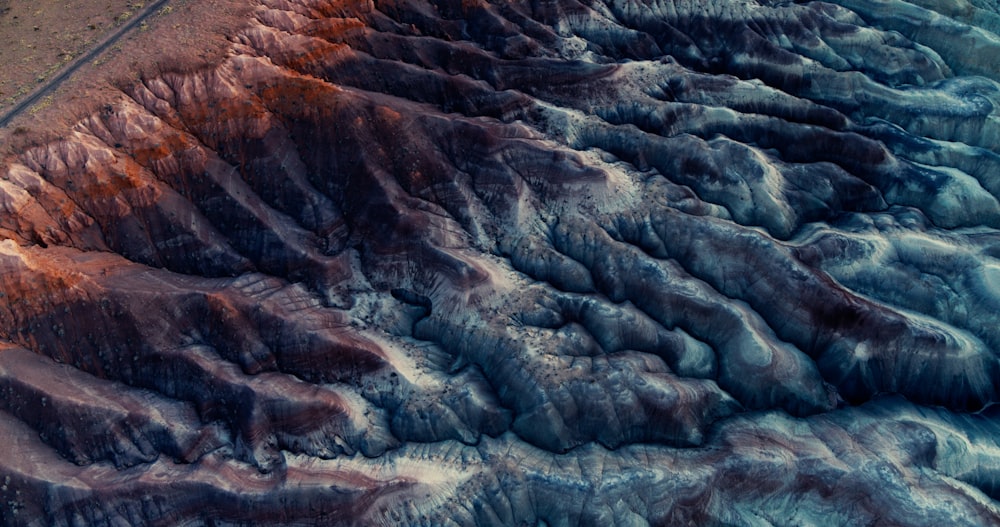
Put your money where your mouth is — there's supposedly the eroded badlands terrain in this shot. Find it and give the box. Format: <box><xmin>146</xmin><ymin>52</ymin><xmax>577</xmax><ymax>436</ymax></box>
<box><xmin>2</xmin><ymin>0</ymin><xmax>1000</xmax><ymax>525</ymax></box>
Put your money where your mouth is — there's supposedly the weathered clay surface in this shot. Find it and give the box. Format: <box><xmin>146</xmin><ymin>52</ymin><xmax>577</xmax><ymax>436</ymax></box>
<box><xmin>2</xmin><ymin>0</ymin><xmax>1000</xmax><ymax>525</ymax></box>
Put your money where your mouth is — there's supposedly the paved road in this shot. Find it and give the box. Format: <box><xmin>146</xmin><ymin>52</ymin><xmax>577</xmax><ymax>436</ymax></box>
<box><xmin>0</xmin><ymin>0</ymin><xmax>172</xmax><ymax>128</ymax></box>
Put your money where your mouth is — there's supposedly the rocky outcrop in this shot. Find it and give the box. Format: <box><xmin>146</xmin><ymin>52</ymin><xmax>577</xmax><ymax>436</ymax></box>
<box><xmin>2</xmin><ymin>0</ymin><xmax>1000</xmax><ymax>524</ymax></box>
